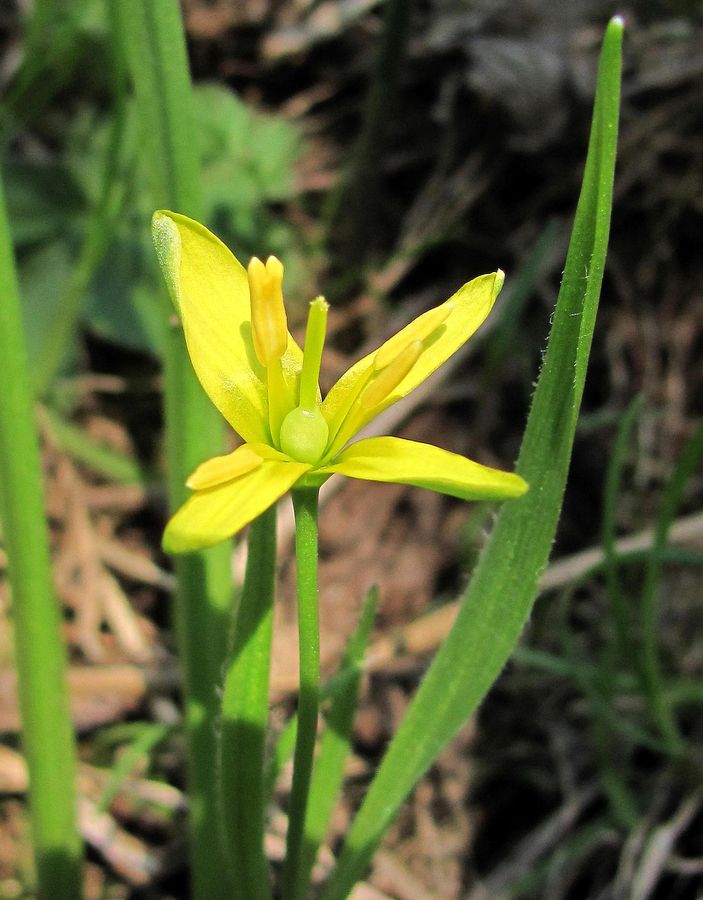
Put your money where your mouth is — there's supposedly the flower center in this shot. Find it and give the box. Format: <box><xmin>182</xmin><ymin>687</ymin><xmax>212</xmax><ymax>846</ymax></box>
<box><xmin>279</xmin><ymin>297</ymin><xmax>330</xmax><ymax>464</ymax></box>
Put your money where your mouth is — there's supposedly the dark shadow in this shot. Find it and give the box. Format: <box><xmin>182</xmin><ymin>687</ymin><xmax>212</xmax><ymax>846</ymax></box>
<box><xmin>35</xmin><ymin>846</ymin><xmax>83</xmax><ymax>899</ymax></box>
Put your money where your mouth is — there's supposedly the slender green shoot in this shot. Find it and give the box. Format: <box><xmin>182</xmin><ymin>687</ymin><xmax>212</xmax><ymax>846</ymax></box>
<box><xmin>218</xmin><ymin>507</ymin><xmax>277</xmax><ymax>900</ymax></box>
<box><xmin>638</xmin><ymin>422</ymin><xmax>703</xmax><ymax>753</ymax></box>
<box><xmin>297</xmin><ymin>588</ymin><xmax>378</xmax><ymax>897</ymax></box>
<box><xmin>327</xmin><ymin>0</ymin><xmax>417</xmax><ymax>260</ymax></box>
<box><xmin>97</xmin><ymin>723</ymin><xmax>171</xmax><ymax>813</ymax></box>
<box><xmin>322</xmin><ymin>18</ymin><xmax>624</xmax><ymax>898</ymax></box>
<box><xmin>601</xmin><ymin>393</ymin><xmax>643</xmax><ymax>664</ymax></box>
<box><xmin>1</xmin><ymin>2</ymin><xmax>83</xmax><ymax>142</ymax></box>
<box><xmin>556</xmin><ymin>580</ymin><xmax>640</xmax><ymax>828</ymax></box>
<box><xmin>39</xmin><ymin>406</ymin><xmax>150</xmax><ymax>485</ymax></box>
<box><xmin>109</xmin><ymin>2</ymin><xmax>234</xmax><ymax>897</ymax></box>
<box><xmin>0</xmin><ymin>165</ymin><xmax>82</xmax><ymax>899</ymax></box>
<box><xmin>284</xmin><ymin>487</ymin><xmax>322</xmax><ymax>899</ymax></box>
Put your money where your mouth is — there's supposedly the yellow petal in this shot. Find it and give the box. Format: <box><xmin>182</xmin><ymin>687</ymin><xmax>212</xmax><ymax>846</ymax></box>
<box><xmin>322</xmin><ymin>272</ymin><xmax>503</xmax><ymax>456</ymax></box>
<box><xmin>164</xmin><ymin>458</ymin><xmax>311</xmax><ymax>553</ymax></box>
<box><xmin>186</xmin><ymin>443</ymin><xmax>264</xmax><ymax>490</ymax></box>
<box><xmin>152</xmin><ymin>211</ymin><xmax>303</xmax><ymax>443</ymax></box>
<box><xmin>319</xmin><ymin>436</ymin><xmax>527</xmax><ymax>501</ymax></box>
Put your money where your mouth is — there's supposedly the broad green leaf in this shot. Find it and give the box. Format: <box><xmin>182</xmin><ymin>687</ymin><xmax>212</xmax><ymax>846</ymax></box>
<box><xmin>3</xmin><ymin>162</ymin><xmax>84</xmax><ymax>248</ymax></box>
<box><xmin>322</xmin><ymin>18</ymin><xmax>623</xmax><ymax>898</ymax></box>
<box><xmin>86</xmin><ymin>235</ymin><xmax>165</xmax><ymax>353</ymax></box>
<box><xmin>18</xmin><ymin>241</ymin><xmax>75</xmax><ymax>367</ymax></box>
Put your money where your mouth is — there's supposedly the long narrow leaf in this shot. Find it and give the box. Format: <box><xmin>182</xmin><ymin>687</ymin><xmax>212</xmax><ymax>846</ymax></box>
<box><xmin>218</xmin><ymin>507</ymin><xmax>277</xmax><ymax>900</ymax></box>
<box><xmin>323</xmin><ymin>18</ymin><xmax>624</xmax><ymax>898</ymax></box>
<box><xmin>639</xmin><ymin>421</ymin><xmax>703</xmax><ymax>752</ymax></box>
<box><xmin>0</xmin><ymin>163</ymin><xmax>82</xmax><ymax>898</ymax></box>
<box><xmin>109</xmin><ymin>3</ymin><xmax>234</xmax><ymax>897</ymax></box>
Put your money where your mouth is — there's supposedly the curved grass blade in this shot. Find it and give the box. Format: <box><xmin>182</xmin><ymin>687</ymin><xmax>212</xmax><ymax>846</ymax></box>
<box><xmin>323</xmin><ymin>17</ymin><xmax>624</xmax><ymax>898</ymax></box>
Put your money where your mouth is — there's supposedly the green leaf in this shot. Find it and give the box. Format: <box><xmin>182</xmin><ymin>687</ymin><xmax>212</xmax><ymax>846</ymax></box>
<box><xmin>194</xmin><ymin>84</ymin><xmax>299</xmax><ymax>212</ymax></box>
<box><xmin>3</xmin><ymin>162</ymin><xmax>84</xmax><ymax>248</ymax></box>
<box><xmin>18</xmin><ymin>241</ymin><xmax>76</xmax><ymax>368</ymax></box>
<box><xmin>85</xmin><ymin>234</ymin><xmax>165</xmax><ymax>354</ymax></box>
<box><xmin>40</xmin><ymin>406</ymin><xmax>150</xmax><ymax>485</ymax></box>
<box><xmin>0</xmin><ymin>143</ymin><xmax>83</xmax><ymax>900</ymax></box>
<box><xmin>322</xmin><ymin>17</ymin><xmax>624</xmax><ymax>898</ymax></box>
<box><xmin>218</xmin><ymin>507</ymin><xmax>277</xmax><ymax>900</ymax></box>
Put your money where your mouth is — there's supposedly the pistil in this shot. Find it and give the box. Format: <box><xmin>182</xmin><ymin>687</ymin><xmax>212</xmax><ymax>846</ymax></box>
<box><xmin>299</xmin><ymin>298</ymin><xmax>329</xmax><ymax>412</ymax></box>
<box><xmin>279</xmin><ymin>298</ymin><xmax>330</xmax><ymax>464</ymax></box>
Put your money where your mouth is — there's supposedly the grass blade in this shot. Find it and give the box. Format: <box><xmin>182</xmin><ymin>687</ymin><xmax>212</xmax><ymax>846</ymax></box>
<box><xmin>638</xmin><ymin>421</ymin><xmax>703</xmax><ymax>752</ymax></box>
<box><xmin>109</xmin><ymin>3</ymin><xmax>234</xmax><ymax>896</ymax></box>
<box><xmin>323</xmin><ymin>18</ymin><xmax>624</xmax><ymax>898</ymax></box>
<box><xmin>601</xmin><ymin>393</ymin><xmax>643</xmax><ymax>663</ymax></box>
<box><xmin>0</xmin><ymin>163</ymin><xmax>82</xmax><ymax>897</ymax></box>
<box><xmin>218</xmin><ymin>507</ymin><xmax>277</xmax><ymax>900</ymax></box>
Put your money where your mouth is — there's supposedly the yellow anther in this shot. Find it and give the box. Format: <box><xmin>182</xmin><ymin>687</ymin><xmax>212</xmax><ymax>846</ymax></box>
<box><xmin>373</xmin><ymin>301</ymin><xmax>454</xmax><ymax>371</ymax></box>
<box><xmin>187</xmin><ymin>446</ymin><xmax>263</xmax><ymax>490</ymax></box>
<box><xmin>361</xmin><ymin>340</ymin><xmax>423</xmax><ymax>409</ymax></box>
<box><xmin>248</xmin><ymin>255</ymin><xmax>288</xmax><ymax>367</ymax></box>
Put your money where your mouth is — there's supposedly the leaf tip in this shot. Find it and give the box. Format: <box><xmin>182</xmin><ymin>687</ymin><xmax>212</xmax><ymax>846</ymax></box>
<box><xmin>151</xmin><ymin>210</ymin><xmax>182</xmax><ymax>308</ymax></box>
<box><xmin>493</xmin><ymin>269</ymin><xmax>506</xmax><ymax>300</ymax></box>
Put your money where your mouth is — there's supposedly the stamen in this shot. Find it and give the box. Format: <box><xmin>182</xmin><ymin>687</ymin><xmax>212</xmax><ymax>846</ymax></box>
<box><xmin>373</xmin><ymin>301</ymin><xmax>454</xmax><ymax>371</ymax></box>
<box><xmin>186</xmin><ymin>446</ymin><xmax>263</xmax><ymax>490</ymax></box>
<box><xmin>248</xmin><ymin>255</ymin><xmax>288</xmax><ymax>367</ymax></box>
<box><xmin>361</xmin><ymin>340</ymin><xmax>423</xmax><ymax>409</ymax></box>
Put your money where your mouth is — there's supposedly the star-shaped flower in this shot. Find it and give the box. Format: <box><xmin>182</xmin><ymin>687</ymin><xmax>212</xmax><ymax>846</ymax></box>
<box><xmin>152</xmin><ymin>211</ymin><xmax>527</xmax><ymax>552</ymax></box>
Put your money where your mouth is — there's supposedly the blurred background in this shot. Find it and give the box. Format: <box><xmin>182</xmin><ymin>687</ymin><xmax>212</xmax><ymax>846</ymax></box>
<box><xmin>0</xmin><ymin>0</ymin><xmax>702</xmax><ymax>896</ymax></box>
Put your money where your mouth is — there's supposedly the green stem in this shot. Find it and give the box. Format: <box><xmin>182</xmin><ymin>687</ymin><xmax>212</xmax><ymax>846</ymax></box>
<box><xmin>219</xmin><ymin>507</ymin><xmax>277</xmax><ymax>900</ymax></box>
<box><xmin>297</xmin><ymin>588</ymin><xmax>378</xmax><ymax>897</ymax></box>
<box><xmin>0</xmin><ymin>167</ymin><xmax>82</xmax><ymax>897</ymax></box>
<box><xmin>110</xmin><ymin>3</ymin><xmax>234</xmax><ymax>897</ymax></box>
<box><xmin>284</xmin><ymin>488</ymin><xmax>321</xmax><ymax>899</ymax></box>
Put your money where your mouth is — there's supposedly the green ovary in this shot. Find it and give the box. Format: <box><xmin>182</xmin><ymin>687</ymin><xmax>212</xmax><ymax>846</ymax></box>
<box><xmin>280</xmin><ymin>407</ymin><xmax>330</xmax><ymax>465</ymax></box>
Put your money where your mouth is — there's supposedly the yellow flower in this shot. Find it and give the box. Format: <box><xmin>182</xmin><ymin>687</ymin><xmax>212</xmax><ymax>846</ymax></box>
<box><xmin>152</xmin><ymin>211</ymin><xmax>528</xmax><ymax>553</ymax></box>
